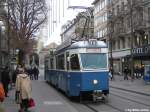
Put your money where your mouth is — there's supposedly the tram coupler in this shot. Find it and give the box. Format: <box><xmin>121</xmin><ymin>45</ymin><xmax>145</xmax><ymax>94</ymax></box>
<box><xmin>92</xmin><ymin>90</ymin><xmax>106</xmax><ymax>102</ymax></box>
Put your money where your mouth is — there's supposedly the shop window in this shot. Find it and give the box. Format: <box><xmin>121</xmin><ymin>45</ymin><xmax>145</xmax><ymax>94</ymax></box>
<box><xmin>70</xmin><ymin>54</ymin><xmax>80</xmax><ymax>70</ymax></box>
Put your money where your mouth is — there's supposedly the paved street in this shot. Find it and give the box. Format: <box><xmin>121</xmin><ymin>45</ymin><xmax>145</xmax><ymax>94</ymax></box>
<box><xmin>110</xmin><ymin>75</ymin><xmax>150</xmax><ymax>96</ymax></box>
<box><xmin>0</xmin><ymin>69</ymin><xmax>150</xmax><ymax>112</ymax></box>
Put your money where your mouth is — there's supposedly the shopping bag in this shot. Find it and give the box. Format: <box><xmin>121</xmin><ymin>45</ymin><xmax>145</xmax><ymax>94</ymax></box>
<box><xmin>28</xmin><ymin>98</ymin><xmax>35</xmax><ymax>108</ymax></box>
<box><xmin>15</xmin><ymin>91</ymin><xmax>21</xmax><ymax>104</ymax></box>
<box><xmin>0</xmin><ymin>83</ymin><xmax>5</xmax><ymax>102</ymax></box>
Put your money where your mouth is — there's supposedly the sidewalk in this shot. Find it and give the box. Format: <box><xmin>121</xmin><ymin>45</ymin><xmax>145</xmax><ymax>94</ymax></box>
<box><xmin>0</xmin><ymin>77</ymin><xmax>79</xmax><ymax>112</ymax></box>
<box><xmin>0</xmin><ymin>86</ymin><xmax>18</xmax><ymax>112</ymax></box>
<box><xmin>110</xmin><ymin>75</ymin><xmax>150</xmax><ymax>96</ymax></box>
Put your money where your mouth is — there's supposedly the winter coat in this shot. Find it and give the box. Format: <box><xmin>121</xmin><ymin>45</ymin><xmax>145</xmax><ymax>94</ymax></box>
<box><xmin>16</xmin><ymin>73</ymin><xmax>32</xmax><ymax>100</ymax></box>
<box><xmin>1</xmin><ymin>70</ymin><xmax>10</xmax><ymax>85</ymax></box>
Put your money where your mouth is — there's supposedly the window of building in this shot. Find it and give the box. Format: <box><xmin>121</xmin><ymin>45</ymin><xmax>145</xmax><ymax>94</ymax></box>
<box><xmin>118</xmin><ymin>40</ymin><xmax>120</xmax><ymax>50</ymax></box>
<box><xmin>121</xmin><ymin>38</ymin><xmax>125</xmax><ymax>49</ymax></box>
<box><xmin>117</xmin><ymin>5</ymin><xmax>120</xmax><ymax>15</ymax></box>
<box><xmin>139</xmin><ymin>7</ymin><xmax>143</xmax><ymax>24</ymax></box>
<box><xmin>101</xmin><ymin>0</ymin><xmax>105</xmax><ymax>9</ymax></box>
<box><xmin>128</xmin><ymin>37</ymin><xmax>131</xmax><ymax>48</ymax></box>
<box><xmin>143</xmin><ymin>35</ymin><xmax>148</xmax><ymax>45</ymax></box>
<box><xmin>108</xmin><ymin>0</ymin><xmax>112</xmax><ymax>5</ymax></box>
<box><xmin>121</xmin><ymin>2</ymin><xmax>124</xmax><ymax>11</ymax></box>
<box><xmin>112</xmin><ymin>40</ymin><xmax>115</xmax><ymax>50</ymax></box>
<box><xmin>127</xmin><ymin>17</ymin><xmax>130</xmax><ymax>29</ymax></box>
<box><xmin>70</xmin><ymin>54</ymin><xmax>80</xmax><ymax>70</ymax></box>
<box><xmin>134</xmin><ymin>35</ymin><xmax>140</xmax><ymax>47</ymax></box>
<box><xmin>148</xmin><ymin>8</ymin><xmax>150</xmax><ymax>22</ymax></box>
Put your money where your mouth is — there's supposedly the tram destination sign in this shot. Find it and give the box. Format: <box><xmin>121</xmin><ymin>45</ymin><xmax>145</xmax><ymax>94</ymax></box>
<box><xmin>132</xmin><ymin>44</ymin><xmax>150</xmax><ymax>56</ymax></box>
<box><xmin>86</xmin><ymin>48</ymin><xmax>101</xmax><ymax>53</ymax></box>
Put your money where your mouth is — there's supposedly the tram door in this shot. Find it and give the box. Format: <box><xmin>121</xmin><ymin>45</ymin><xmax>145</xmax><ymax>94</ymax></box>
<box><xmin>66</xmin><ymin>52</ymin><xmax>71</xmax><ymax>95</ymax></box>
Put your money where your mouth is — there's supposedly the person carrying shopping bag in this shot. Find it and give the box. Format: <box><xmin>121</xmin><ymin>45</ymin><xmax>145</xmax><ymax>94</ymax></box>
<box><xmin>15</xmin><ymin>68</ymin><xmax>32</xmax><ymax>112</ymax></box>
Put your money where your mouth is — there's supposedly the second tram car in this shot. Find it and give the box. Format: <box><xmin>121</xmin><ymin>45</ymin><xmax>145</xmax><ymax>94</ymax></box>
<box><xmin>45</xmin><ymin>39</ymin><xmax>109</xmax><ymax>101</ymax></box>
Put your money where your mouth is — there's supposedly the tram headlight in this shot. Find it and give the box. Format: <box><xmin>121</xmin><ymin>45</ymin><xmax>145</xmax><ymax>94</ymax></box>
<box><xmin>93</xmin><ymin>79</ymin><xmax>98</xmax><ymax>85</ymax></box>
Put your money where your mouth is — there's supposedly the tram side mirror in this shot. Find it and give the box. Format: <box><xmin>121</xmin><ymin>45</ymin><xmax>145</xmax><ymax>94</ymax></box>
<box><xmin>67</xmin><ymin>57</ymin><xmax>70</xmax><ymax>62</ymax></box>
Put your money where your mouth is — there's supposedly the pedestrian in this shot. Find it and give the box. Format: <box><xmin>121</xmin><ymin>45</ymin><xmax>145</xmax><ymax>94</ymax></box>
<box><xmin>109</xmin><ymin>67</ymin><xmax>113</xmax><ymax>80</ymax></box>
<box><xmin>15</xmin><ymin>68</ymin><xmax>32</xmax><ymax>112</ymax></box>
<box><xmin>1</xmin><ymin>66</ymin><xmax>10</xmax><ymax>97</ymax></box>
<box><xmin>141</xmin><ymin>65</ymin><xmax>144</xmax><ymax>78</ymax></box>
<box><xmin>123</xmin><ymin>66</ymin><xmax>129</xmax><ymax>80</ymax></box>
<box><xmin>12</xmin><ymin>65</ymin><xmax>21</xmax><ymax>85</ymax></box>
<box><xmin>33</xmin><ymin>66</ymin><xmax>39</xmax><ymax>80</ymax></box>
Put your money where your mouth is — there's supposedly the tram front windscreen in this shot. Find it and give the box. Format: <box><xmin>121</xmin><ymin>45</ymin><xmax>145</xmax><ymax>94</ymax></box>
<box><xmin>80</xmin><ymin>53</ymin><xmax>107</xmax><ymax>70</ymax></box>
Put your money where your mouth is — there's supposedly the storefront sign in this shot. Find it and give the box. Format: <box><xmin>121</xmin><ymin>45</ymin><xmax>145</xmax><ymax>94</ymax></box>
<box><xmin>132</xmin><ymin>45</ymin><xmax>150</xmax><ymax>56</ymax></box>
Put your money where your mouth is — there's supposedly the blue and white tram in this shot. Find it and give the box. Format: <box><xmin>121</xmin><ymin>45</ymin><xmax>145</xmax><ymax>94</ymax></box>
<box><xmin>45</xmin><ymin>39</ymin><xmax>109</xmax><ymax>101</ymax></box>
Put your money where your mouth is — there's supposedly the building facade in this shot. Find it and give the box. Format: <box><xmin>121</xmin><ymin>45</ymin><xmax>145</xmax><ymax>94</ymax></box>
<box><xmin>93</xmin><ymin>0</ymin><xmax>108</xmax><ymax>42</ymax></box>
<box><xmin>60</xmin><ymin>8</ymin><xmax>94</xmax><ymax>42</ymax></box>
<box><xmin>93</xmin><ymin>0</ymin><xmax>150</xmax><ymax>74</ymax></box>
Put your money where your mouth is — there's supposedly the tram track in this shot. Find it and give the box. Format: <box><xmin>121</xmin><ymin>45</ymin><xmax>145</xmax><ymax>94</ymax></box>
<box><xmin>82</xmin><ymin>101</ymin><xmax>123</xmax><ymax>112</ymax></box>
<box><xmin>110</xmin><ymin>86</ymin><xmax>150</xmax><ymax>97</ymax></box>
<box><xmin>110</xmin><ymin>92</ymin><xmax>150</xmax><ymax>107</ymax></box>
<box><xmin>83</xmin><ymin>104</ymin><xmax>99</xmax><ymax>112</ymax></box>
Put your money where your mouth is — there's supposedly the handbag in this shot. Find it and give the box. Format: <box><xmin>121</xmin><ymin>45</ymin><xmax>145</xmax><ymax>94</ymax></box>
<box><xmin>15</xmin><ymin>91</ymin><xmax>21</xmax><ymax>104</ymax></box>
<box><xmin>28</xmin><ymin>98</ymin><xmax>35</xmax><ymax>108</ymax></box>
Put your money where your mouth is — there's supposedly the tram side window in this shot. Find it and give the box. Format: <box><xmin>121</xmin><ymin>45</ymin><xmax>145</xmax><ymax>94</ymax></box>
<box><xmin>56</xmin><ymin>54</ymin><xmax>65</xmax><ymax>70</ymax></box>
<box><xmin>50</xmin><ymin>58</ymin><xmax>54</xmax><ymax>69</ymax></box>
<box><xmin>66</xmin><ymin>52</ymin><xmax>69</xmax><ymax>70</ymax></box>
<box><xmin>45</xmin><ymin>60</ymin><xmax>48</xmax><ymax>70</ymax></box>
<box><xmin>70</xmin><ymin>54</ymin><xmax>80</xmax><ymax>70</ymax></box>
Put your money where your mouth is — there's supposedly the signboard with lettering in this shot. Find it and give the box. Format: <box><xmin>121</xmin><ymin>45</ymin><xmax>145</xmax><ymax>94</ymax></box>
<box><xmin>132</xmin><ymin>45</ymin><xmax>150</xmax><ymax>56</ymax></box>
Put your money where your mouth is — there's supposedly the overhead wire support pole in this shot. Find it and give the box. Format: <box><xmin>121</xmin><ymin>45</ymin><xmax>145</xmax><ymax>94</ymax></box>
<box><xmin>50</xmin><ymin>0</ymin><xmax>52</xmax><ymax>34</ymax></box>
<box><xmin>108</xmin><ymin>1</ymin><xmax>114</xmax><ymax>80</ymax></box>
<box><xmin>129</xmin><ymin>0</ymin><xmax>134</xmax><ymax>81</ymax></box>
<box><xmin>59</xmin><ymin>0</ymin><xmax>60</xmax><ymax>23</ymax></box>
<box><xmin>63</xmin><ymin>0</ymin><xmax>64</xmax><ymax>17</ymax></box>
<box><xmin>52</xmin><ymin>0</ymin><xmax>54</xmax><ymax>32</ymax></box>
<box><xmin>56</xmin><ymin>0</ymin><xmax>57</xmax><ymax>27</ymax></box>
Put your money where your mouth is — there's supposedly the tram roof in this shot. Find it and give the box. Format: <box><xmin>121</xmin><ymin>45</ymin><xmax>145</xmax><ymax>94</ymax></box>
<box><xmin>56</xmin><ymin>40</ymin><xmax>107</xmax><ymax>54</ymax></box>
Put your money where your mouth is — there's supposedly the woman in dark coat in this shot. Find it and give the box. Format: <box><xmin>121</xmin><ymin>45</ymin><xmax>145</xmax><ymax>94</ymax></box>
<box><xmin>1</xmin><ymin>66</ymin><xmax>10</xmax><ymax>97</ymax></box>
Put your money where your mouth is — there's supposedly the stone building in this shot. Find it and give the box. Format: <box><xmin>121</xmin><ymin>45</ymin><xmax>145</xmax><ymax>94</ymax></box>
<box><xmin>93</xmin><ymin>0</ymin><xmax>150</xmax><ymax>74</ymax></box>
<box><xmin>60</xmin><ymin>7</ymin><xmax>94</xmax><ymax>42</ymax></box>
<box><xmin>92</xmin><ymin>0</ymin><xmax>108</xmax><ymax>42</ymax></box>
